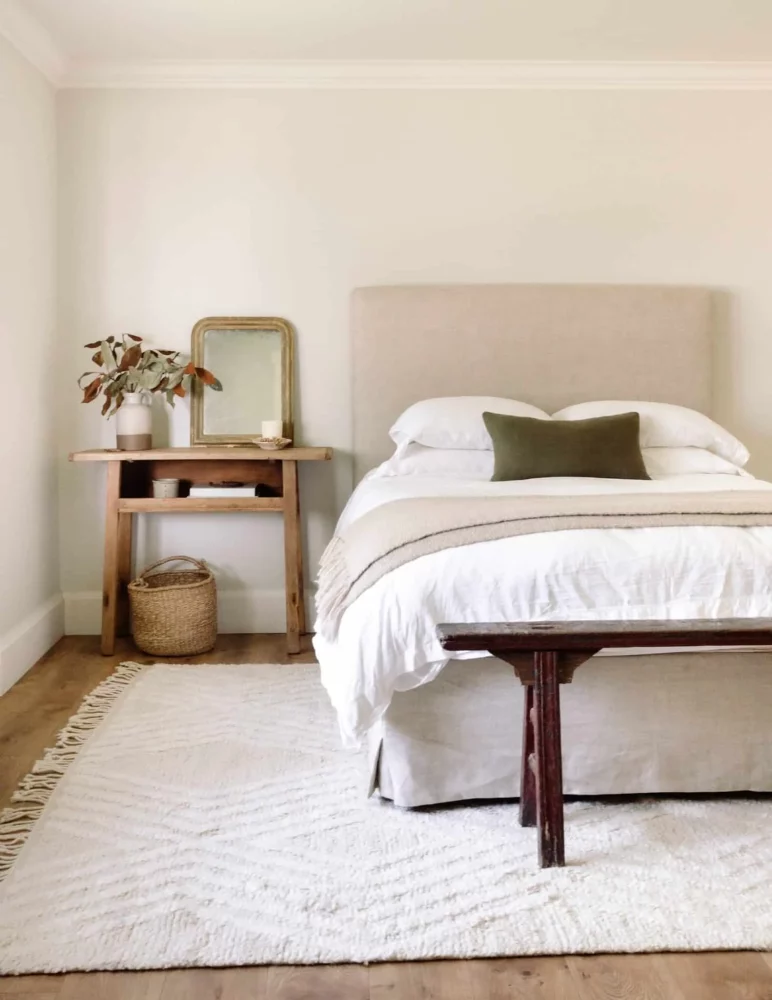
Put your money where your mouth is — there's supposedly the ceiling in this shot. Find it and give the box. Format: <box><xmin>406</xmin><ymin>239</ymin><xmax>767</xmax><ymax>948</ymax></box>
<box><xmin>16</xmin><ymin>0</ymin><xmax>772</xmax><ymax>62</ymax></box>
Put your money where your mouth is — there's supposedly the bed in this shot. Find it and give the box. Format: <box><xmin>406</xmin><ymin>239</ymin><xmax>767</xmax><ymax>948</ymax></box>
<box><xmin>314</xmin><ymin>284</ymin><xmax>772</xmax><ymax>807</ymax></box>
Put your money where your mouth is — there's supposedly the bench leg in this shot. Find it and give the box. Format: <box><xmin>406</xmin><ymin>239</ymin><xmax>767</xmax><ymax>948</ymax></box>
<box><xmin>519</xmin><ymin>684</ymin><xmax>536</xmax><ymax>827</ymax></box>
<box><xmin>533</xmin><ymin>650</ymin><xmax>565</xmax><ymax>868</ymax></box>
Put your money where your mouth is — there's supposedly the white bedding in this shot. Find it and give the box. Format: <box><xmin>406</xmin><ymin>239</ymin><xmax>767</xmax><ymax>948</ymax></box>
<box><xmin>314</xmin><ymin>473</ymin><xmax>772</xmax><ymax>747</ymax></box>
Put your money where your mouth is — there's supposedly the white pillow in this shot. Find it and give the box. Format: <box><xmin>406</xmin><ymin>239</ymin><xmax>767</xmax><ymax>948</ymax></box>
<box><xmin>642</xmin><ymin>447</ymin><xmax>751</xmax><ymax>478</ymax></box>
<box><xmin>390</xmin><ymin>396</ymin><xmax>551</xmax><ymax>451</ymax></box>
<box><xmin>372</xmin><ymin>443</ymin><xmax>494</xmax><ymax>480</ymax></box>
<box><xmin>552</xmin><ymin>401</ymin><xmax>749</xmax><ymax>467</ymax></box>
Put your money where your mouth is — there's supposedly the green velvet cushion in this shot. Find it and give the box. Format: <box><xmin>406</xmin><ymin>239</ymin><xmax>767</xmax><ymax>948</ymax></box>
<box><xmin>482</xmin><ymin>410</ymin><xmax>650</xmax><ymax>481</ymax></box>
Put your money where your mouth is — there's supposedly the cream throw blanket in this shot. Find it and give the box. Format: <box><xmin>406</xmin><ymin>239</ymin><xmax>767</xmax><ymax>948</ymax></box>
<box><xmin>316</xmin><ymin>490</ymin><xmax>772</xmax><ymax>641</ymax></box>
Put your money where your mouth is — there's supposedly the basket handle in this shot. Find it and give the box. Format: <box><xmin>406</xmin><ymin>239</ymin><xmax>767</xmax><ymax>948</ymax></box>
<box><xmin>133</xmin><ymin>555</ymin><xmax>210</xmax><ymax>587</ymax></box>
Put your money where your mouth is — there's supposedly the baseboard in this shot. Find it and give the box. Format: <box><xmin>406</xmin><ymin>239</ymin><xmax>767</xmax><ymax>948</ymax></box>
<box><xmin>64</xmin><ymin>588</ymin><xmax>317</xmax><ymax>635</ymax></box>
<box><xmin>0</xmin><ymin>594</ymin><xmax>65</xmax><ymax>696</ymax></box>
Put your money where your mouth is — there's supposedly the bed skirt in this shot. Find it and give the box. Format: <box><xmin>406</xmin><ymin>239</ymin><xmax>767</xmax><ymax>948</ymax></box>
<box><xmin>370</xmin><ymin>651</ymin><xmax>772</xmax><ymax>808</ymax></box>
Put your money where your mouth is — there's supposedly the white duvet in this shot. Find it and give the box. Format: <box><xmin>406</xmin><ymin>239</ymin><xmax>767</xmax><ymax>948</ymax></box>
<box><xmin>314</xmin><ymin>473</ymin><xmax>772</xmax><ymax>746</ymax></box>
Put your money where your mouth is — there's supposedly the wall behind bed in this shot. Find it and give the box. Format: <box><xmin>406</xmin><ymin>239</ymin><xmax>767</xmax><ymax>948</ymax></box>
<box><xmin>58</xmin><ymin>87</ymin><xmax>772</xmax><ymax>632</ymax></box>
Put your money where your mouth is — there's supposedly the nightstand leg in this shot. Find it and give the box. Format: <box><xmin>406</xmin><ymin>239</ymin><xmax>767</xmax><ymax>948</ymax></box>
<box><xmin>101</xmin><ymin>461</ymin><xmax>122</xmax><ymax>655</ymax></box>
<box><xmin>116</xmin><ymin>512</ymin><xmax>133</xmax><ymax>637</ymax></box>
<box><xmin>283</xmin><ymin>459</ymin><xmax>305</xmax><ymax>654</ymax></box>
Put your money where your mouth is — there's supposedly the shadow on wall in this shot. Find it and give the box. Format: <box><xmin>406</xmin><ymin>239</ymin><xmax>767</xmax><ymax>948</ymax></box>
<box><xmin>150</xmin><ymin>401</ymin><xmax>171</xmax><ymax>449</ymax></box>
<box><xmin>712</xmin><ymin>289</ymin><xmax>767</xmax><ymax>476</ymax></box>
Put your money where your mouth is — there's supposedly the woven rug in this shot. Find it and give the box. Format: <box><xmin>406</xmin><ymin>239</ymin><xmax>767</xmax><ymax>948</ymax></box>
<box><xmin>1</xmin><ymin>663</ymin><xmax>771</xmax><ymax>973</ymax></box>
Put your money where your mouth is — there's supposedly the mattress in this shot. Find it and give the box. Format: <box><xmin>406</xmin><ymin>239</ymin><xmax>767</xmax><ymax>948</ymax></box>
<box><xmin>372</xmin><ymin>652</ymin><xmax>772</xmax><ymax>808</ymax></box>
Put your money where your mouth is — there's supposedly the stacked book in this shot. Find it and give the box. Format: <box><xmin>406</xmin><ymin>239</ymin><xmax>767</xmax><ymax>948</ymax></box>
<box><xmin>188</xmin><ymin>483</ymin><xmax>259</xmax><ymax>498</ymax></box>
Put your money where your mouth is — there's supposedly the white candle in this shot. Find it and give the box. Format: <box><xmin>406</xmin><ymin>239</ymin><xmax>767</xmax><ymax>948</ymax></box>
<box><xmin>262</xmin><ymin>419</ymin><xmax>284</xmax><ymax>439</ymax></box>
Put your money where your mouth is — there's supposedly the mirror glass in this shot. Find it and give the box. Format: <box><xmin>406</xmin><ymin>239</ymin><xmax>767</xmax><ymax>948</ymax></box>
<box><xmin>202</xmin><ymin>329</ymin><xmax>283</xmax><ymax>436</ymax></box>
<box><xmin>190</xmin><ymin>318</ymin><xmax>293</xmax><ymax>444</ymax></box>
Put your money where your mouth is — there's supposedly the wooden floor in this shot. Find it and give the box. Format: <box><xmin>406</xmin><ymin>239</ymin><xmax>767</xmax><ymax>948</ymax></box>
<box><xmin>1</xmin><ymin>636</ymin><xmax>772</xmax><ymax>999</ymax></box>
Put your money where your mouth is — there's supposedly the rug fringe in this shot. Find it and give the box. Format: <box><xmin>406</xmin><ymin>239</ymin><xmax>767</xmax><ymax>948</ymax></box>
<box><xmin>0</xmin><ymin>661</ymin><xmax>146</xmax><ymax>882</ymax></box>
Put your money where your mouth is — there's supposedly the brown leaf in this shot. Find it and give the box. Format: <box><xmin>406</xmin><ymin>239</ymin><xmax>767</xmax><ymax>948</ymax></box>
<box><xmin>157</xmin><ymin>377</ymin><xmax>169</xmax><ymax>391</ymax></box>
<box><xmin>101</xmin><ymin>395</ymin><xmax>111</xmax><ymax>416</ymax></box>
<box><xmin>182</xmin><ymin>361</ymin><xmax>196</xmax><ymax>375</ymax></box>
<box><xmin>82</xmin><ymin>377</ymin><xmax>102</xmax><ymax>403</ymax></box>
<box><xmin>91</xmin><ymin>351</ymin><xmax>103</xmax><ymax>366</ymax></box>
<box><xmin>119</xmin><ymin>344</ymin><xmax>142</xmax><ymax>370</ymax></box>
<box><xmin>84</xmin><ymin>340</ymin><xmax>101</xmax><ymax>349</ymax></box>
<box><xmin>194</xmin><ymin>367</ymin><xmax>218</xmax><ymax>385</ymax></box>
<box><xmin>173</xmin><ymin>383</ymin><xmax>186</xmax><ymax>398</ymax></box>
<box><xmin>158</xmin><ymin>349</ymin><xmax>177</xmax><ymax>357</ymax></box>
<box><xmin>127</xmin><ymin>334</ymin><xmax>143</xmax><ymax>342</ymax></box>
<box><xmin>106</xmin><ymin>335</ymin><xmax>115</xmax><ymax>343</ymax></box>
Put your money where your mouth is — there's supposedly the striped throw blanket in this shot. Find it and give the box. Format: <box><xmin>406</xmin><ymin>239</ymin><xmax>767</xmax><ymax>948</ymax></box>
<box><xmin>315</xmin><ymin>490</ymin><xmax>772</xmax><ymax>641</ymax></box>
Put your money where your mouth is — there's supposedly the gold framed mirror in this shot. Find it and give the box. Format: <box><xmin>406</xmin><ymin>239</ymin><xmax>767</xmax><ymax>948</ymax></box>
<box><xmin>190</xmin><ymin>317</ymin><xmax>294</xmax><ymax>445</ymax></box>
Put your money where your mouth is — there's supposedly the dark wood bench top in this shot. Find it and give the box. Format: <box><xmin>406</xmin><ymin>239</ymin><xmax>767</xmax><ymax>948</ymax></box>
<box><xmin>437</xmin><ymin>618</ymin><xmax>772</xmax><ymax>652</ymax></box>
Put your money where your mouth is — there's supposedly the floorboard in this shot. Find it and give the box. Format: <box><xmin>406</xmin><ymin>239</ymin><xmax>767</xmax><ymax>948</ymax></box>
<box><xmin>0</xmin><ymin>636</ymin><xmax>769</xmax><ymax>999</ymax></box>
<box><xmin>568</xmin><ymin>953</ymin><xmax>684</xmax><ymax>1000</ymax></box>
<box><xmin>657</xmin><ymin>952</ymin><xmax>772</xmax><ymax>1000</ymax></box>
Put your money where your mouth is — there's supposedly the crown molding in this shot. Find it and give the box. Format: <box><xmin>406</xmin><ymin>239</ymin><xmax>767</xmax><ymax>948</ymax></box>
<box><xmin>0</xmin><ymin>0</ymin><xmax>67</xmax><ymax>84</ymax></box>
<box><xmin>0</xmin><ymin>27</ymin><xmax>769</xmax><ymax>91</ymax></box>
<box><xmin>61</xmin><ymin>59</ymin><xmax>772</xmax><ymax>91</ymax></box>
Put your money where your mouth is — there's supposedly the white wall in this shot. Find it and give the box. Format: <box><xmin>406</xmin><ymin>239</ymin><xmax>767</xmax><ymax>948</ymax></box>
<box><xmin>0</xmin><ymin>36</ymin><xmax>62</xmax><ymax>689</ymax></box>
<box><xmin>57</xmin><ymin>88</ymin><xmax>772</xmax><ymax>632</ymax></box>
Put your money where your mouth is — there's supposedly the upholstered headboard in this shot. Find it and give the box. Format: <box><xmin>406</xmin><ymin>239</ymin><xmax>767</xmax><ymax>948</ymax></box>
<box><xmin>351</xmin><ymin>284</ymin><xmax>713</xmax><ymax>480</ymax></box>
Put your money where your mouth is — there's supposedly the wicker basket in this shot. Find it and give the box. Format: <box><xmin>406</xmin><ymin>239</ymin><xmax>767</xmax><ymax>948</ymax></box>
<box><xmin>128</xmin><ymin>556</ymin><xmax>217</xmax><ymax>656</ymax></box>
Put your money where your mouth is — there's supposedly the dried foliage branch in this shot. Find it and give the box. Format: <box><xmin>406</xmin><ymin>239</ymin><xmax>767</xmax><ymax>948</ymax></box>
<box><xmin>78</xmin><ymin>334</ymin><xmax>222</xmax><ymax>416</ymax></box>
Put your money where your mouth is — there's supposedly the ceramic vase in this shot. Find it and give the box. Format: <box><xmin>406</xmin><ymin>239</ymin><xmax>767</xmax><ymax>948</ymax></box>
<box><xmin>116</xmin><ymin>391</ymin><xmax>152</xmax><ymax>450</ymax></box>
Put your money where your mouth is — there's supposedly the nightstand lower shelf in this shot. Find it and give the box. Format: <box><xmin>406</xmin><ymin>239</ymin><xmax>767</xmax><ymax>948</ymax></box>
<box><xmin>70</xmin><ymin>446</ymin><xmax>333</xmax><ymax>656</ymax></box>
<box><xmin>118</xmin><ymin>497</ymin><xmax>285</xmax><ymax>512</ymax></box>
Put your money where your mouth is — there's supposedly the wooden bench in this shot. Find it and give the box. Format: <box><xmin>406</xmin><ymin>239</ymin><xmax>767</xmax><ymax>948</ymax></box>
<box><xmin>437</xmin><ymin>619</ymin><xmax>772</xmax><ymax>868</ymax></box>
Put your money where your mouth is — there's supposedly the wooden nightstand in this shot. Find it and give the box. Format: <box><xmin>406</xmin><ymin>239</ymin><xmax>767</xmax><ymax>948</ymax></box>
<box><xmin>69</xmin><ymin>446</ymin><xmax>333</xmax><ymax>656</ymax></box>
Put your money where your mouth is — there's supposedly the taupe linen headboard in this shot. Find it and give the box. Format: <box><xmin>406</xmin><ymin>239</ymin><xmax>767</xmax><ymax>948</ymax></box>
<box><xmin>352</xmin><ymin>284</ymin><xmax>713</xmax><ymax>480</ymax></box>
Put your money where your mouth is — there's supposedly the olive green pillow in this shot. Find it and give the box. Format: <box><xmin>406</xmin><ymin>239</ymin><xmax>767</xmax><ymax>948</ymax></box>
<box><xmin>482</xmin><ymin>410</ymin><xmax>650</xmax><ymax>481</ymax></box>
